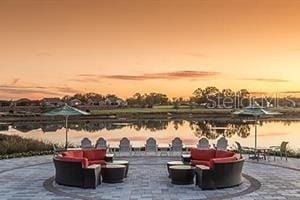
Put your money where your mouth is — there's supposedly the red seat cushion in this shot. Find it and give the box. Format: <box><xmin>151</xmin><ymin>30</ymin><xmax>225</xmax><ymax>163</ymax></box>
<box><xmin>211</xmin><ymin>156</ymin><xmax>237</xmax><ymax>164</ymax></box>
<box><xmin>88</xmin><ymin>160</ymin><xmax>107</xmax><ymax>166</ymax></box>
<box><xmin>83</xmin><ymin>149</ymin><xmax>106</xmax><ymax>161</ymax></box>
<box><xmin>191</xmin><ymin>148</ymin><xmax>216</xmax><ymax>161</ymax></box>
<box><xmin>62</xmin><ymin>150</ymin><xmax>83</xmax><ymax>158</ymax></box>
<box><xmin>215</xmin><ymin>150</ymin><xmax>234</xmax><ymax>158</ymax></box>
<box><xmin>58</xmin><ymin>156</ymin><xmax>89</xmax><ymax>168</ymax></box>
<box><xmin>191</xmin><ymin>160</ymin><xmax>212</xmax><ymax>168</ymax></box>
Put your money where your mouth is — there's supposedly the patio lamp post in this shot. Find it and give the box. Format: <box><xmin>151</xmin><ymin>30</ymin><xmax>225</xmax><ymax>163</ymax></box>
<box><xmin>43</xmin><ymin>104</ymin><xmax>89</xmax><ymax>149</ymax></box>
<box><xmin>65</xmin><ymin>115</ymin><xmax>69</xmax><ymax>149</ymax></box>
<box><xmin>242</xmin><ymin>117</ymin><xmax>259</xmax><ymax>153</ymax></box>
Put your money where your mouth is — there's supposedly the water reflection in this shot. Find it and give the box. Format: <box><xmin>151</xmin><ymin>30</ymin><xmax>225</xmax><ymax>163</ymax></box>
<box><xmin>10</xmin><ymin>120</ymin><xmax>172</xmax><ymax>133</ymax></box>
<box><xmin>0</xmin><ymin>123</ymin><xmax>9</xmax><ymax>131</ymax></box>
<box><xmin>189</xmin><ymin>121</ymin><xmax>250</xmax><ymax>139</ymax></box>
<box><xmin>8</xmin><ymin>120</ymin><xmax>291</xmax><ymax>140</ymax></box>
<box><xmin>3</xmin><ymin>119</ymin><xmax>300</xmax><ymax>149</ymax></box>
<box><xmin>128</xmin><ymin>120</ymin><xmax>169</xmax><ymax>132</ymax></box>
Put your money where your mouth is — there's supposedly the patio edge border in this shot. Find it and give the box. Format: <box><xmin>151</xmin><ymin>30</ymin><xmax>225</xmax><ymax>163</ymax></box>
<box><xmin>43</xmin><ymin>173</ymin><xmax>261</xmax><ymax>200</ymax></box>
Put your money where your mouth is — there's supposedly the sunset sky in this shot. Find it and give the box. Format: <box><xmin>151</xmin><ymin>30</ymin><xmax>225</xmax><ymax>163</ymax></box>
<box><xmin>1</xmin><ymin>0</ymin><xmax>300</xmax><ymax>100</ymax></box>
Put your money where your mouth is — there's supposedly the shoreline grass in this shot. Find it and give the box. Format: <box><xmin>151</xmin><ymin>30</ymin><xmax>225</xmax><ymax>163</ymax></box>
<box><xmin>0</xmin><ymin>134</ymin><xmax>54</xmax><ymax>159</ymax></box>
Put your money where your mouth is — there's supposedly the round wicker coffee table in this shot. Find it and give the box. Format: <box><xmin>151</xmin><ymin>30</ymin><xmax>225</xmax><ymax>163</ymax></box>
<box><xmin>101</xmin><ymin>164</ymin><xmax>126</xmax><ymax>183</ymax></box>
<box><xmin>167</xmin><ymin>161</ymin><xmax>184</xmax><ymax>178</ymax></box>
<box><xmin>111</xmin><ymin>160</ymin><xmax>129</xmax><ymax>177</ymax></box>
<box><xmin>169</xmin><ymin>165</ymin><xmax>195</xmax><ymax>185</ymax></box>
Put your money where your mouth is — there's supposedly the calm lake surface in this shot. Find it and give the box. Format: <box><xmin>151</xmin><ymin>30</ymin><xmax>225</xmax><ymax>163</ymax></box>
<box><xmin>1</xmin><ymin>120</ymin><xmax>300</xmax><ymax>150</ymax></box>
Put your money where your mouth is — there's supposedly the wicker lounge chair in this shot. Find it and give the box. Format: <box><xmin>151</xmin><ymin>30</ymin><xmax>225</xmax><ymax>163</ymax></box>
<box><xmin>53</xmin><ymin>156</ymin><xmax>101</xmax><ymax>189</ymax></box>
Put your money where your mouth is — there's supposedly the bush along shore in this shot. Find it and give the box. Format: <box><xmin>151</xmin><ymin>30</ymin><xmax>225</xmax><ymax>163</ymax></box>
<box><xmin>0</xmin><ymin>134</ymin><xmax>55</xmax><ymax>160</ymax></box>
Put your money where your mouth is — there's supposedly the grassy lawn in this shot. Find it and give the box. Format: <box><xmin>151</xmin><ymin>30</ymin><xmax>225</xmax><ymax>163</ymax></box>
<box><xmin>90</xmin><ymin>106</ymin><xmax>300</xmax><ymax>115</ymax></box>
<box><xmin>91</xmin><ymin>106</ymin><xmax>232</xmax><ymax>115</ymax></box>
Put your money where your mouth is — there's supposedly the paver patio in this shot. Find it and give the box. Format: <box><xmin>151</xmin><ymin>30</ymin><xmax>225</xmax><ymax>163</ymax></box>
<box><xmin>0</xmin><ymin>155</ymin><xmax>299</xmax><ymax>200</ymax></box>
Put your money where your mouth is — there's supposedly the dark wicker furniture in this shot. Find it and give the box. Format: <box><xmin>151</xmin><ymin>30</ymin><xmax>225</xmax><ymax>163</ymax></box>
<box><xmin>169</xmin><ymin>165</ymin><xmax>195</xmax><ymax>185</ymax></box>
<box><xmin>181</xmin><ymin>154</ymin><xmax>191</xmax><ymax>164</ymax></box>
<box><xmin>101</xmin><ymin>164</ymin><xmax>126</xmax><ymax>183</ymax></box>
<box><xmin>167</xmin><ymin>161</ymin><xmax>184</xmax><ymax>178</ymax></box>
<box><xmin>195</xmin><ymin>158</ymin><xmax>245</xmax><ymax>189</ymax></box>
<box><xmin>104</xmin><ymin>153</ymin><xmax>114</xmax><ymax>163</ymax></box>
<box><xmin>53</xmin><ymin>157</ymin><xmax>101</xmax><ymax>189</ymax></box>
<box><xmin>111</xmin><ymin>160</ymin><xmax>129</xmax><ymax>177</ymax></box>
<box><xmin>181</xmin><ymin>148</ymin><xmax>245</xmax><ymax>189</ymax></box>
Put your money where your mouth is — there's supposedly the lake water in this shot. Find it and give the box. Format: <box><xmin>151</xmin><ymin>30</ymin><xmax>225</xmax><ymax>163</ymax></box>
<box><xmin>1</xmin><ymin>120</ymin><xmax>300</xmax><ymax>150</ymax></box>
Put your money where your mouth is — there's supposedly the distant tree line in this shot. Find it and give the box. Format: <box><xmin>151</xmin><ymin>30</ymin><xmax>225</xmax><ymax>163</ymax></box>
<box><xmin>61</xmin><ymin>87</ymin><xmax>254</xmax><ymax>108</ymax></box>
<box><xmin>1</xmin><ymin>86</ymin><xmax>298</xmax><ymax>109</ymax></box>
<box><xmin>62</xmin><ymin>93</ymin><xmax>118</xmax><ymax>103</ymax></box>
<box><xmin>126</xmin><ymin>93</ymin><xmax>169</xmax><ymax>108</ymax></box>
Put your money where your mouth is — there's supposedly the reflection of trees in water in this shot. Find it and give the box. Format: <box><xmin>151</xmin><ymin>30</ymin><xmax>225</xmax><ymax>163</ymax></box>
<box><xmin>128</xmin><ymin>120</ymin><xmax>170</xmax><ymax>132</ymax></box>
<box><xmin>11</xmin><ymin>120</ymin><xmax>172</xmax><ymax>133</ymax></box>
<box><xmin>190</xmin><ymin>121</ymin><xmax>251</xmax><ymax>139</ymax></box>
<box><xmin>173</xmin><ymin>120</ymin><xmax>184</xmax><ymax>130</ymax></box>
<box><xmin>13</xmin><ymin>124</ymin><xmax>41</xmax><ymax>133</ymax></box>
<box><xmin>190</xmin><ymin>121</ymin><xmax>219</xmax><ymax>140</ymax></box>
<box><xmin>10</xmin><ymin>119</ymin><xmax>298</xmax><ymax>134</ymax></box>
<box><xmin>12</xmin><ymin>121</ymin><xmax>125</xmax><ymax>133</ymax></box>
<box><xmin>0</xmin><ymin>124</ymin><xmax>9</xmax><ymax>131</ymax></box>
<box><xmin>225</xmin><ymin>124</ymin><xmax>250</xmax><ymax>138</ymax></box>
<box><xmin>68</xmin><ymin>121</ymin><xmax>125</xmax><ymax>132</ymax></box>
<box><xmin>261</xmin><ymin>120</ymin><xmax>295</xmax><ymax>126</ymax></box>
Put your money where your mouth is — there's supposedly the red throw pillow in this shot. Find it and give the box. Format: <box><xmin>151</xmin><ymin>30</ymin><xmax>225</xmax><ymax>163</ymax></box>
<box><xmin>215</xmin><ymin>150</ymin><xmax>234</xmax><ymax>158</ymax></box>
<box><xmin>88</xmin><ymin>160</ymin><xmax>107</xmax><ymax>166</ymax></box>
<box><xmin>83</xmin><ymin>149</ymin><xmax>106</xmax><ymax>161</ymax></box>
<box><xmin>62</xmin><ymin>150</ymin><xmax>83</xmax><ymax>158</ymax></box>
<box><xmin>58</xmin><ymin>156</ymin><xmax>88</xmax><ymax>168</ymax></box>
<box><xmin>191</xmin><ymin>160</ymin><xmax>212</xmax><ymax>168</ymax></box>
<box><xmin>191</xmin><ymin>148</ymin><xmax>216</xmax><ymax>161</ymax></box>
<box><xmin>211</xmin><ymin>156</ymin><xmax>237</xmax><ymax>164</ymax></box>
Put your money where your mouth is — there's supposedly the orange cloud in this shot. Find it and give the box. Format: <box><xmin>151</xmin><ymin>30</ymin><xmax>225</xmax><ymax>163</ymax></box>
<box><xmin>11</xmin><ymin>78</ymin><xmax>20</xmax><ymax>85</ymax></box>
<box><xmin>0</xmin><ymin>82</ymin><xmax>81</xmax><ymax>99</ymax></box>
<box><xmin>241</xmin><ymin>78</ymin><xmax>289</xmax><ymax>83</ymax></box>
<box><xmin>76</xmin><ymin>70</ymin><xmax>221</xmax><ymax>82</ymax></box>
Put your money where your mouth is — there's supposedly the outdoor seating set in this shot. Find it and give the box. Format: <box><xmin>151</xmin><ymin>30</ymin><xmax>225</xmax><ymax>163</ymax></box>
<box><xmin>53</xmin><ymin>149</ymin><xmax>129</xmax><ymax>189</ymax></box>
<box><xmin>167</xmin><ymin>148</ymin><xmax>244</xmax><ymax>189</ymax></box>
<box><xmin>53</xmin><ymin>135</ymin><xmax>285</xmax><ymax>190</ymax></box>
<box><xmin>235</xmin><ymin>141</ymin><xmax>289</xmax><ymax>161</ymax></box>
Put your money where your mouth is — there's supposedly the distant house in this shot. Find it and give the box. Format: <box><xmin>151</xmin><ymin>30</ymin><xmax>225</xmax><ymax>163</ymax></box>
<box><xmin>15</xmin><ymin>98</ymin><xmax>32</xmax><ymax>106</ymax></box>
<box><xmin>68</xmin><ymin>98</ymin><xmax>82</xmax><ymax>106</ymax></box>
<box><xmin>0</xmin><ymin>100</ymin><xmax>11</xmax><ymax>107</ymax></box>
<box><xmin>29</xmin><ymin>100</ymin><xmax>41</xmax><ymax>106</ymax></box>
<box><xmin>278</xmin><ymin>98</ymin><xmax>297</xmax><ymax>107</ymax></box>
<box><xmin>87</xmin><ymin>97</ymin><xmax>105</xmax><ymax>106</ymax></box>
<box><xmin>105</xmin><ymin>97</ymin><xmax>127</xmax><ymax>107</ymax></box>
<box><xmin>288</xmin><ymin>98</ymin><xmax>300</xmax><ymax>107</ymax></box>
<box><xmin>41</xmin><ymin>98</ymin><xmax>64</xmax><ymax>107</ymax></box>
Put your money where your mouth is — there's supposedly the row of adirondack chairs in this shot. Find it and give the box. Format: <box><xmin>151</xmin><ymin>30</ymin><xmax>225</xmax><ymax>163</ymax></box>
<box><xmin>79</xmin><ymin>136</ymin><xmax>229</xmax><ymax>155</ymax></box>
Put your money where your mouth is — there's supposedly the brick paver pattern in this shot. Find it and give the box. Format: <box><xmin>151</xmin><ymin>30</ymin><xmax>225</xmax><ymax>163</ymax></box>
<box><xmin>0</xmin><ymin>155</ymin><xmax>299</xmax><ymax>200</ymax></box>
